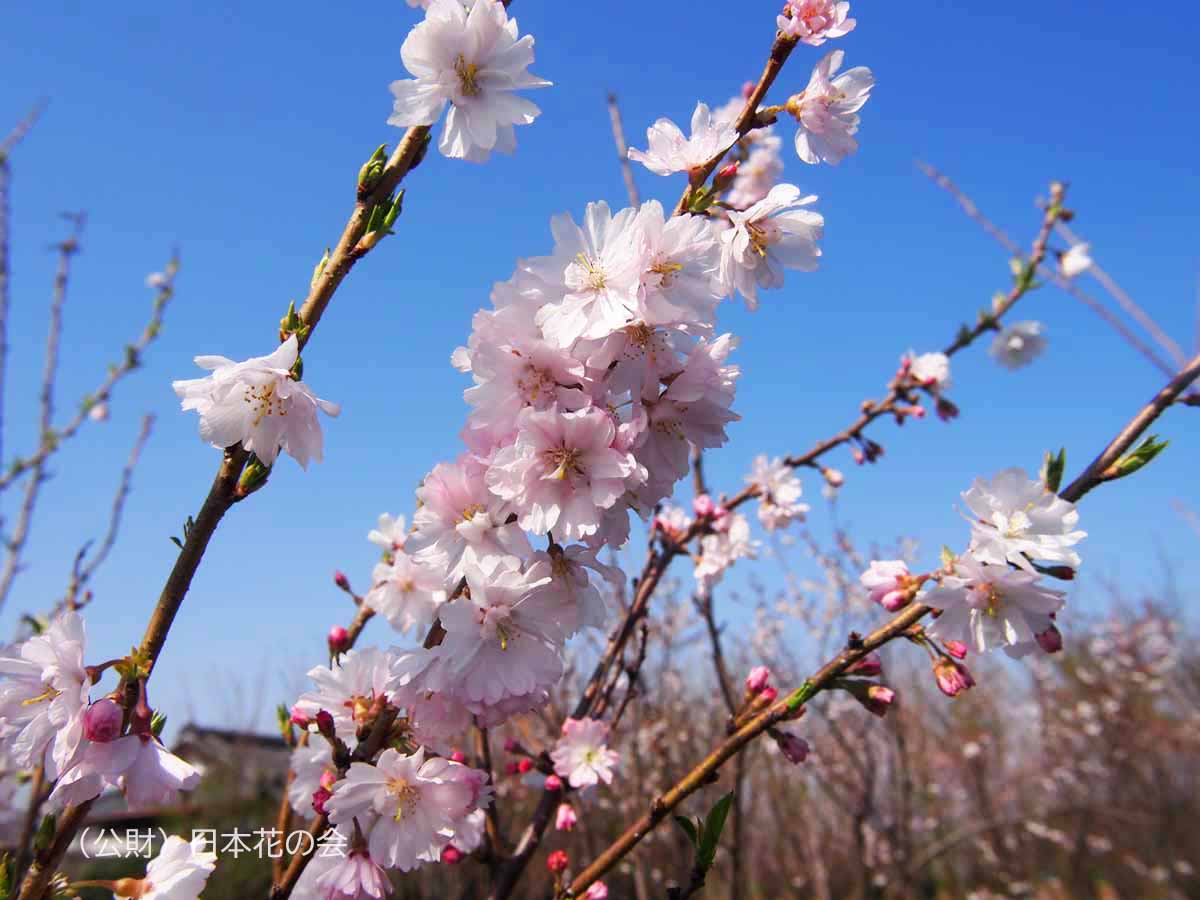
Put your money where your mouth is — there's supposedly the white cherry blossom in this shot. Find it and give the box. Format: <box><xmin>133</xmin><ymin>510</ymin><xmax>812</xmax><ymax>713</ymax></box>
<box><xmin>720</xmin><ymin>184</ymin><xmax>823</xmax><ymax>308</ymax></box>
<box><xmin>628</xmin><ymin>102</ymin><xmax>739</xmax><ymax>176</ymax></box>
<box><xmin>990</xmin><ymin>320</ymin><xmax>1048</xmax><ymax>370</ymax></box>
<box><xmin>963</xmin><ymin>468</ymin><xmax>1086</xmax><ymax>572</ymax></box>
<box><xmin>789</xmin><ymin>50</ymin><xmax>874</xmax><ymax>166</ymax></box>
<box><xmin>747</xmin><ymin>455</ymin><xmax>809</xmax><ymax>530</ymax></box>
<box><xmin>777</xmin><ymin>0</ymin><xmax>856</xmax><ymax>46</ymax></box>
<box><xmin>551</xmin><ymin>717</ymin><xmax>619</xmax><ymax>789</ymax></box>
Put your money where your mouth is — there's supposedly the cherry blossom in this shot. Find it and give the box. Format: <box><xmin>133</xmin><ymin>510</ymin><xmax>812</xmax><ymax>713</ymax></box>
<box><xmin>859</xmin><ymin>559</ymin><xmax>912</xmax><ymax>612</ymax></box>
<box><xmin>294</xmin><ymin>648</ymin><xmax>399</xmax><ymax>745</ymax></box>
<box><xmin>315</xmin><ymin>849</ymin><xmax>393</xmax><ymax>900</ymax></box>
<box><xmin>532</xmin><ymin>202</ymin><xmax>646</xmax><ymax>348</ymax></box>
<box><xmin>695</xmin><ymin>511</ymin><xmax>758</xmax><ymax>592</ymax></box>
<box><xmin>486</xmin><ymin>406</ymin><xmax>641</xmax><ymax>541</ymax></box>
<box><xmin>387</xmin><ymin>0</ymin><xmax>550</xmax><ymax>162</ymax></box>
<box><xmin>326</xmin><ymin>747</ymin><xmax>490</xmax><ymax>871</ymax></box>
<box><xmin>923</xmin><ymin>556</ymin><xmax>1067</xmax><ymax>657</ymax></box>
<box><xmin>172</xmin><ymin>335</ymin><xmax>340</xmax><ymax>468</ymax></box>
<box><xmin>0</xmin><ymin>611</ymin><xmax>90</xmax><ymax>775</ymax></box>
<box><xmin>1059</xmin><ymin>242</ymin><xmax>1093</xmax><ymax>278</ymax></box>
<box><xmin>551</xmin><ymin>717</ymin><xmax>619</xmax><ymax>788</ymax></box>
<box><xmin>627</xmin><ymin>102</ymin><xmax>739</xmax><ymax>176</ymax></box>
<box><xmin>115</xmin><ymin>834</ymin><xmax>216</xmax><ymax>900</ymax></box>
<box><xmin>48</xmin><ymin>733</ymin><xmax>201</xmax><ymax>811</ymax></box>
<box><xmin>725</xmin><ymin>137</ymin><xmax>785</xmax><ymax>209</ymax></box>
<box><xmin>368</xmin><ymin>513</ymin><xmax>408</xmax><ymax>552</ymax></box>
<box><xmin>990</xmin><ymin>320</ymin><xmax>1048</xmax><ymax>370</ymax></box>
<box><xmin>746</xmin><ymin>455</ymin><xmax>810</xmax><ymax>530</ymax></box>
<box><xmin>407</xmin><ymin>455</ymin><xmax>533</xmax><ymax>589</ymax></box>
<box><xmin>788</xmin><ymin>50</ymin><xmax>874</xmax><ymax>166</ymax></box>
<box><xmin>778</xmin><ymin>0</ymin><xmax>856</xmax><ymax>46</ymax></box>
<box><xmin>555</xmin><ymin>801</ymin><xmax>578</xmax><ymax>831</ymax></box>
<box><xmin>720</xmin><ymin>184</ymin><xmax>824</xmax><ymax>308</ymax></box>
<box><xmin>904</xmin><ymin>350</ymin><xmax>951</xmax><ymax>390</ymax></box>
<box><xmin>365</xmin><ymin>551</ymin><xmax>445</xmax><ymax>635</ymax></box>
<box><xmin>963</xmin><ymin>468</ymin><xmax>1086</xmax><ymax>572</ymax></box>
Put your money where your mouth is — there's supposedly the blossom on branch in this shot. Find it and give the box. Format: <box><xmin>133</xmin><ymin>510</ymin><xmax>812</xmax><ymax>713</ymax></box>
<box><xmin>778</xmin><ymin>0</ymin><xmax>856</xmax><ymax>46</ymax></box>
<box><xmin>990</xmin><ymin>320</ymin><xmax>1047</xmax><ymax>370</ymax></box>
<box><xmin>119</xmin><ymin>834</ymin><xmax>217</xmax><ymax>900</ymax></box>
<box><xmin>720</xmin><ymin>184</ymin><xmax>824</xmax><ymax>308</ymax></box>
<box><xmin>628</xmin><ymin>102</ymin><xmax>739</xmax><ymax>176</ymax></box>
<box><xmin>788</xmin><ymin>50</ymin><xmax>874</xmax><ymax>166</ymax></box>
<box><xmin>746</xmin><ymin>454</ymin><xmax>810</xmax><ymax>530</ymax></box>
<box><xmin>388</xmin><ymin>0</ymin><xmax>550</xmax><ymax>162</ymax></box>
<box><xmin>551</xmin><ymin>717</ymin><xmax>619</xmax><ymax>788</ymax></box>
<box><xmin>963</xmin><ymin>467</ymin><xmax>1086</xmax><ymax>572</ymax></box>
<box><xmin>172</xmin><ymin>335</ymin><xmax>340</xmax><ymax>468</ymax></box>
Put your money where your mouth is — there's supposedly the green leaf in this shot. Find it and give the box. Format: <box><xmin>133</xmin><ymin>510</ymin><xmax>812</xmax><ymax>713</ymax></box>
<box><xmin>940</xmin><ymin>545</ymin><xmax>957</xmax><ymax>569</ymax></box>
<box><xmin>1041</xmin><ymin>447</ymin><xmax>1066</xmax><ymax>493</ymax></box>
<box><xmin>0</xmin><ymin>852</ymin><xmax>14</xmax><ymax>900</ymax></box>
<box><xmin>169</xmin><ymin>535</ymin><xmax>183</xmax><ymax>549</ymax></box>
<box><xmin>673</xmin><ymin>815</ymin><xmax>699</xmax><ymax>848</ymax></box>
<box><xmin>697</xmin><ymin>791</ymin><xmax>735</xmax><ymax>869</ymax></box>
<box><xmin>1105</xmin><ymin>435</ymin><xmax>1169</xmax><ymax>481</ymax></box>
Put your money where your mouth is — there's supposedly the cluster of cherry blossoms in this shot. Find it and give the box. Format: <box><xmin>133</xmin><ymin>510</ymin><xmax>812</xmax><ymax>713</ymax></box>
<box><xmin>860</xmin><ymin>466</ymin><xmax>1086</xmax><ymax>695</ymax></box>
<box><xmin>0</xmin><ymin>613</ymin><xmax>201</xmax><ymax>813</ymax></box>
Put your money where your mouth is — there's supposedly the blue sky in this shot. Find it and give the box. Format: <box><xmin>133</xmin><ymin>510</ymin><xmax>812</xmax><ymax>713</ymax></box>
<box><xmin>1</xmin><ymin>1</ymin><xmax>1197</xmax><ymax>730</ymax></box>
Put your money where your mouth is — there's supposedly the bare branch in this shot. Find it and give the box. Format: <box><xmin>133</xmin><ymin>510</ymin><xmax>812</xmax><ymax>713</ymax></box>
<box><xmin>606</xmin><ymin>93</ymin><xmax>640</xmax><ymax>207</ymax></box>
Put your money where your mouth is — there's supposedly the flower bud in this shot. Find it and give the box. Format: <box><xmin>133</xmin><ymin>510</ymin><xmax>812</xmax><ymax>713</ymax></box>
<box><xmin>936</xmin><ymin>397</ymin><xmax>959</xmax><ymax>422</ymax></box>
<box><xmin>450</xmin><ymin>750</ymin><xmax>467</xmax><ymax>764</ymax></box>
<box><xmin>744</xmin><ymin>665</ymin><xmax>772</xmax><ymax>694</ymax></box>
<box><xmin>693</xmin><ymin>494</ymin><xmax>717</xmax><ymax>518</ymax></box>
<box><xmin>319</xmin><ymin>769</ymin><xmax>337</xmax><ymax>791</ymax></box>
<box><xmin>504</xmin><ymin>761</ymin><xmax>519</xmax><ymax>776</ymax></box>
<box><xmin>290</xmin><ymin>706</ymin><xmax>312</xmax><ymax>729</ymax></box>
<box><xmin>759</xmin><ymin>686</ymin><xmax>778</xmax><ymax>704</ymax></box>
<box><xmin>441</xmin><ymin>845</ymin><xmax>463</xmax><ymax>865</ymax></box>
<box><xmin>584</xmin><ymin>883</ymin><xmax>609</xmax><ymax>900</ymax></box>
<box><xmin>315</xmin><ymin>710</ymin><xmax>336</xmax><ymax>740</ymax></box>
<box><xmin>88</xmin><ymin>402</ymin><xmax>110</xmax><ymax>422</ymax></box>
<box><xmin>846</xmin><ymin>653</ymin><xmax>883</xmax><ymax>678</ymax></box>
<box><xmin>334</xmin><ymin>571</ymin><xmax>350</xmax><ymax>591</ymax></box>
<box><xmin>547</xmin><ymin>849</ymin><xmax>570</xmax><ymax>873</ymax></box>
<box><xmin>713</xmin><ymin>161</ymin><xmax>739</xmax><ymax>192</ymax></box>
<box><xmin>328</xmin><ymin>625</ymin><xmax>350</xmax><ymax>653</ymax></box>
<box><xmin>933</xmin><ymin>658</ymin><xmax>976</xmax><ymax>698</ymax></box>
<box><xmin>503</xmin><ymin>736</ymin><xmax>520</xmax><ymax>753</ymax></box>
<box><xmin>83</xmin><ymin>699</ymin><xmax>123</xmax><ymax>743</ymax></box>
<box><xmin>312</xmin><ymin>787</ymin><xmax>331</xmax><ymax>815</ymax></box>
<box><xmin>773</xmin><ymin>729</ymin><xmax>810</xmax><ymax>765</ymax></box>
<box><xmin>822</xmin><ymin>467</ymin><xmax>845</xmax><ymax>488</ymax></box>
<box><xmin>943</xmin><ymin>640</ymin><xmax>969</xmax><ymax>660</ymax></box>
<box><xmin>864</xmin><ymin>685</ymin><xmax>895</xmax><ymax>717</ymax></box>
<box><xmin>860</xmin><ymin>560</ymin><xmax>911</xmax><ymax>611</ymax></box>
<box><xmin>555</xmin><ymin>802</ymin><xmax>577</xmax><ymax>832</ymax></box>
<box><xmin>544</xmin><ymin>774</ymin><xmax>563</xmax><ymax>792</ymax></box>
<box><xmin>517</xmin><ymin>758</ymin><xmax>534</xmax><ymax>774</ymax></box>
<box><xmin>1036</xmin><ymin>624</ymin><xmax>1063</xmax><ymax>654</ymax></box>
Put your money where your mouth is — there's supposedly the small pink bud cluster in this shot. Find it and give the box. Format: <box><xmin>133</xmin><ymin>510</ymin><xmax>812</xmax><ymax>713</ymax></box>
<box><xmin>83</xmin><ymin>699</ymin><xmax>123</xmax><ymax>743</ymax></box>
<box><xmin>692</xmin><ymin>494</ymin><xmax>729</xmax><ymax>524</ymax></box>
<box><xmin>441</xmin><ymin>845</ymin><xmax>463</xmax><ymax>865</ymax></box>
<box><xmin>1036</xmin><ymin>624</ymin><xmax>1064</xmax><ymax>654</ymax></box>
<box><xmin>327</xmin><ymin>625</ymin><xmax>349</xmax><ymax>654</ymax></box>
<box><xmin>544</xmin><ymin>774</ymin><xmax>563</xmax><ymax>792</ymax></box>
<box><xmin>547</xmin><ymin>849</ymin><xmax>570</xmax><ymax>874</ymax></box>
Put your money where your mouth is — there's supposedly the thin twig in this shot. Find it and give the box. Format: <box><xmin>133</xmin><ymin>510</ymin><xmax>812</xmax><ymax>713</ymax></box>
<box><xmin>607</xmin><ymin>93</ymin><xmax>640</xmax><ymax>207</ymax></box>
<box><xmin>62</xmin><ymin>413</ymin><xmax>155</xmax><ymax>608</ymax></box>
<box><xmin>560</xmin><ymin>353</ymin><xmax>1200</xmax><ymax>898</ymax></box>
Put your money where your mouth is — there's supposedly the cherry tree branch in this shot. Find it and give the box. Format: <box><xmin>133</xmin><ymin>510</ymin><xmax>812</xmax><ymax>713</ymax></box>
<box><xmin>606</xmin><ymin>93</ymin><xmax>641</xmax><ymax>207</ymax></box>
<box><xmin>561</xmin><ymin>352</ymin><xmax>1200</xmax><ymax>897</ymax></box>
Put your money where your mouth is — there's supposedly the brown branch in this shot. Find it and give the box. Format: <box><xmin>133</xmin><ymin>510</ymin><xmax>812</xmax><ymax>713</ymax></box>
<box><xmin>606</xmin><ymin>93</ymin><xmax>640</xmax><ymax>207</ymax></box>
<box><xmin>0</xmin><ymin>215</ymin><xmax>85</xmax><ymax>610</ymax></box>
<box><xmin>564</xmin><ymin>351</ymin><xmax>1200</xmax><ymax>898</ymax></box>
<box><xmin>918</xmin><ymin>161</ymin><xmax>1183</xmax><ymax>386</ymax></box>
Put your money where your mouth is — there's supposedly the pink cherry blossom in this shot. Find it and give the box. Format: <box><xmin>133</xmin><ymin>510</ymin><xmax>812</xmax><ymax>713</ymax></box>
<box><xmin>628</xmin><ymin>101</ymin><xmax>739</xmax><ymax>176</ymax></box>
<box><xmin>551</xmin><ymin>717</ymin><xmax>619</xmax><ymax>789</ymax></box>
<box><xmin>777</xmin><ymin>0</ymin><xmax>856</xmax><ymax>46</ymax></box>
<box><xmin>789</xmin><ymin>50</ymin><xmax>874</xmax><ymax>166</ymax></box>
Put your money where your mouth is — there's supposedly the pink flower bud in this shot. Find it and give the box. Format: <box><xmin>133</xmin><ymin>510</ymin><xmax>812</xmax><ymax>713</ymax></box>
<box><xmin>83</xmin><ymin>699</ymin><xmax>123</xmax><ymax>743</ymax></box>
<box><xmin>547</xmin><ymin>850</ymin><xmax>570</xmax><ymax>873</ymax></box>
<box><xmin>851</xmin><ymin>447</ymin><xmax>866</xmax><ymax>465</ymax></box>
<box><xmin>333</xmin><ymin>570</ymin><xmax>350</xmax><ymax>591</ymax></box>
<box><xmin>936</xmin><ymin>397</ymin><xmax>959</xmax><ymax>422</ymax></box>
<box><xmin>934</xmin><ymin>658</ymin><xmax>976</xmax><ymax>698</ymax></box>
<box><xmin>315</xmin><ymin>710</ymin><xmax>336</xmax><ymax>739</ymax></box>
<box><xmin>745</xmin><ymin>665</ymin><xmax>772</xmax><ymax>694</ymax></box>
<box><xmin>1036</xmin><ymin>624</ymin><xmax>1063</xmax><ymax>654</ymax></box>
<box><xmin>584</xmin><ymin>883</ymin><xmax>609</xmax><ymax>900</ymax></box>
<box><xmin>865</xmin><ymin>685</ymin><xmax>895</xmax><ymax>716</ymax></box>
<box><xmin>759</xmin><ymin>686</ymin><xmax>778</xmax><ymax>703</ymax></box>
<box><xmin>504</xmin><ymin>761</ymin><xmax>519</xmax><ymax>776</ymax></box>
<box><xmin>846</xmin><ymin>653</ymin><xmax>883</xmax><ymax>678</ymax></box>
<box><xmin>312</xmin><ymin>787</ymin><xmax>331</xmax><ymax>816</ymax></box>
<box><xmin>1040</xmin><ymin>565</ymin><xmax>1076</xmax><ymax>581</ymax></box>
<box><xmin>693</xmin><ymin>494</ymin><xmax>717</xmax><ymax>518</ymax></box>
<box><xmin>544</xmin><ymin>774</ymin><xmax>563</xmax><ymax>792</ymax></box>
<box><xmin>450</xmin><ymin>750</ymin><xmax>467</xmax><ymax>764</ymax></box>
<box><xmin>289</xmin><ymin>706</ymin><xmax>312</xmax><ymax>729</ymax></box>
<box><xmin>441</xmin><ymin>845</ymin><xmax>463</xmax><ymax>865</ymax></box>
<box><xmin>823</xmin><ymin>467</ymin><xmax>845</xmax><ymax>488</ymax></box>
<box><xmin>327</xmin><ymin>625</ymin><xmax>349</xmax><ymax>652</ymax></box>
<box><xmin>713</xmin><ymin>161</ymin><xmax>740</xmax><ymax>192</ymax></box>
<box><xmin>517</xmin><ymin>758</ymin><xmax>534</xmax><ymax>774</ymax></box>
<box><xmin>860</xmin><ymin>560</ymin><xmax>911</xmax><ymax>611</ymax></box>
<box><xmin>774</xmin><ymin>730</ymin><xmax>810</xmax><ymax>765</ymax></box>
<box><xmin>319</xmin><ymin>769</ymin><xmax>337</xmax><ymax>791</ymax></box>
<box><xmin>555</xmin><ymin>802</ymin><xmax>577</xmax><ymax>832</ymax></box>
<box><xmin>503</xmin><ymin>737</ymin><xmax>520</xmax><ymax>753</ymax></box>
<box><xmin>741</xmin><ymin>80</ymin><xmax>756</xmax><ymax>99</ymax></box>
<box><xmin>943</xmin><ymin>640</ymin><xmax>969</xmax><ymax>660</ymax></box>
<box><xmin>880</xmin><ymin>590</ymin><xmax>909</xmax><ymax>612</ymax></box>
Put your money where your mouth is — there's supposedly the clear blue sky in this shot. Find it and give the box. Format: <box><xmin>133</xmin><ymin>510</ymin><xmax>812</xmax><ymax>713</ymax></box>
<box><xmin>1</xmin><ymin>2</ymin><xmax>1197</xmax><ymax>730</ymax></box>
